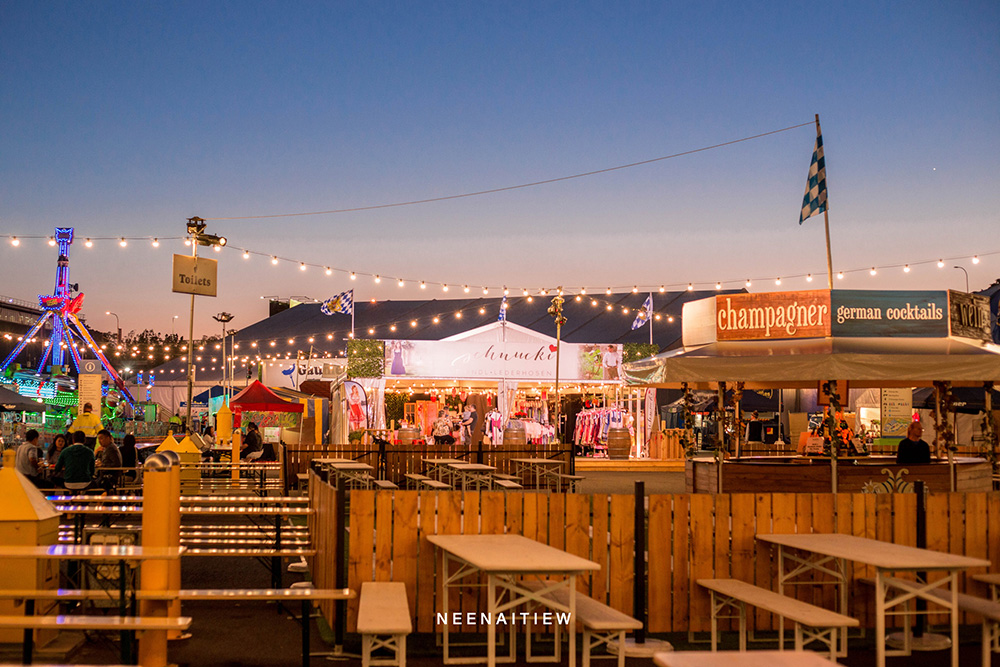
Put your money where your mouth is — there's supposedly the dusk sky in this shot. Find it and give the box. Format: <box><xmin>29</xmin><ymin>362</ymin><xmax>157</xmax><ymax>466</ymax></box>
<box><xmin>2</xmin><ymin>2</ymin><xmax>998</xmax><ymax>338</ymax></box>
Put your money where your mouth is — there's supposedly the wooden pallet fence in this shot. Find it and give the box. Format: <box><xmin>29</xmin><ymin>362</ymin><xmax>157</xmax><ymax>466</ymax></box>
<box><xmin>309</xmin><ymin>476</ymin><xmax>1000</xmax><ymax>636</ymax></box>
<box><xmin>309</xmin><ymin>469</ymin><xmax>339</xmax><ymax>626</ymax></box>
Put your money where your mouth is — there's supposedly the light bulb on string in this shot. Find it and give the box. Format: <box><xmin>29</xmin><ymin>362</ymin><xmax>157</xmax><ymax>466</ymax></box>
<box><xmin>687</xmin><ymin>284</ymin><xmax>693</xmax><ymax>291</ymax></box>
<box><xmin>85</xmin><ymin>238</ymin><xmax>93</xmax><ymax>248</ymax></box>
<box><xmin>605</xmin><ymin>288</ymin><xmax>612</xmax><ymax>295</ymax></box>
<box><xmin>119</xmin><ymin>238</ymin><xmax>127</xmax><ymax>247</ymax></box>
<box><xmin>271</xmin><ymin>256</ymin><xmax>278</xmax><ymax>265</ymax></box>
<box><xmin>152</xmin><ymin>238</ymin><xmax>160</xmax><ymax>247</ymax></box>
<box><xmin>937</xmin><ymin>259</ymin><xmax>944</xmax><ymax>268</ymax></box>
<box><xmin>659</xmin><ymin>285</ymin><xmax>665</xmax><ymax>293</ymax></box>
<box><xmin>745</xmin><ymin>279</ymin><xmax>752</xmax><ymax>287</ymax></box>
<box><xmin>350</xmin><ymin>272</ymin><xmax>356</xmax><ymax>280</ymax></box>
<box><xmin>420</xmin><ymin>281</ymin><xmax>426</xmax><ymax>289</ymax></box>
<box><xmin>715</xmin><ymin>282</ymin><xmax>722</xmax><ymax>290</ymax></box>
<box><xmin>243</xmin><ymin>250</ymin><xmax>250</xmax><ymax>259</ymax></box>
<box><xmin>527</xmin><ymin>296</ymin><xmax>534</xmax><ymax>302</ymax></box>
<box><xmin>775</xmin><ymin>278</ymin><xmax>782</xmax><ymax>286</ymax></box>
<box><xmin>442</xmin><ymin>284</ymin><xmax>449</xmax><ymax>292</ymax></box>
<box><xmin>455</xmin><ymin>312</ymin><xmax>462</xmax><ymax>319</ymax></box>
<box><xmin>482</xmin><ymin>287</ymin><xmax>489</xmax><ymax>295</ymax></box>
<box><xmin>869</xmin><ymin>267</ymin><xmax>877</xmax><ymax>276</ymax></box>
<box><xmin>837</xmin><ymin>271</ymin><xmax>844</xmax><ymax>280</ymax></box>
<box><xmin>903</xmin><ymin>265</ymin><xmax>910</xmax><ymax>273</ymax></box>
<box><xmin>503</xmin><ymin>287</ymin><xmax>509</xmax><ymax>296</ymax></box>
<box><xmin>463</xmin><ymin>285</ymin><xmax>470</xmax><ymax>293</ymax></box>
<box><xmin>972</xmin><ymin>255</ymin><xmax>980</xmax><ymax>264</ymax></box>
<box><xmin>806</xmin><ymin>274</ymin><xmax>813</xmax><ymax>282</ymax></box>
<box><xmin>375</xmin><ymin>275</ymin><xmax>381</xmax><ymax>283</ymax></box>
<box><xmin>632</xmin><ymin>286</ymin><xmax>638</xmax><ymax>293</ymax></box>
<box><xmin>325</xmin><ymin>267</ymin><xmax>332</xmax><ymax>276</ymax></box>
<box><xmin>300</xmin><ymin>263</ymin><xmax>307</xmax><ymax>271</ymax></box>
<box><xmin>10</xmin><ymin>237</ymin><xmax>20</xmax><ymax>247</ymax></box>
<box><xmin>398</xmin><ymin>279</ymin><xmax>405</xmax><ymax>287</ymax></box>
<box><xmin>48</xmin><ymin>237</ymin><xmax>56</xmax><ymax>246</ymax></box>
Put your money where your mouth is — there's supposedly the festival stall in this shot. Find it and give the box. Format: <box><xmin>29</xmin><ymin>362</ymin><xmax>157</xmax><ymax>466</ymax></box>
<box><xmin>625</xmin><ymin>289</ymin><xmax>999</xmax><ymax>492</ymax></box>
<box><xmin>229</xmin><ymin>380</ymin><xmax>304</xmax><ymax>446</ymax></box>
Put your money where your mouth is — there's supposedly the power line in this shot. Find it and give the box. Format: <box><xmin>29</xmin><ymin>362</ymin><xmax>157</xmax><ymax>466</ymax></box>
<box><xmin>204</xmin><ymin>121</ymin><xmax>816</xmax><ymax>221</ymax></box>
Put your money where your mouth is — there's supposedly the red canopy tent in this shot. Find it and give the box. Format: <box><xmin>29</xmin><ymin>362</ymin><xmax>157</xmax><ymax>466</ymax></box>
<box><xmin>230</xmin><ymin>381</ymin><xmax>304</xmax><ymax>414</ymax></box>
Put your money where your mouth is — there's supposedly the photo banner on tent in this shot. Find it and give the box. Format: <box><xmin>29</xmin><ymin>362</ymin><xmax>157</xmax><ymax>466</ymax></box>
<box><xmin>383</xmin><ymin>339</ymin><xmax>623</xmax><ymax>381</ymax></box>
<box><xmin>344</xmin><ymin>380</ymin><xmax>369</xmax><ymax>431</ymax></box>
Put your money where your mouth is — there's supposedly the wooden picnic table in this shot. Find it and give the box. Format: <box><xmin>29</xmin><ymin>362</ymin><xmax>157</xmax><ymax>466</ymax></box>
<box><xmin>654</xmin><ymin>649</ymin><xmax>841</xmax><ymax>667</ymax></box>
<box><xmin>510</xmin><ymin>458</ymin><xmax>563</xmax><ymax>489</ymax></box>
<box><xmin>756</xmin><ymin>532</ymin><xmax>991</xmax><ymax>667</ymax></box>
<box><xmin>422</xmin><ymin>457</ymin><xmax>464</xmax><ymax>484</ymax></box>
<box><xmin>427</xmin><ymin>534</ymin><xmax>599</xmax><ymax>667</ymax></box>
<box><xmin>325</xmin><ymin>461</ymin><xmax>374</xmax><ymax>489</ymax></box>
<box><xmin>447</xmin><ymin>462</ymin><xmax>496</xmax><ymax>491</ymax></box>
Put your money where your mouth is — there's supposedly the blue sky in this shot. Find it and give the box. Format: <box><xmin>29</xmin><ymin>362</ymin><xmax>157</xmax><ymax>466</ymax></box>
<box><xmin>2</xmin><ymin>1</ymin><xmax>997</xmax><ymax>337</ymax></box>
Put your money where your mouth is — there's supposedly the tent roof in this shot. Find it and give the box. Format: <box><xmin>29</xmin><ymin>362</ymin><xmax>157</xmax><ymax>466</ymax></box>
<box><xmin>0</xmin><ymin>384</ymin><xmax>48</xmax><ymax>412</ymax></box>
<box><xmin>230</xmin><ymin>381</ymin><xmax>304</xmax><ymax>413</ymax></box>
<box><xmin>624</xmin><ymin>336</ymin><xmax>1000</xmax><ymax>388</ymax></box>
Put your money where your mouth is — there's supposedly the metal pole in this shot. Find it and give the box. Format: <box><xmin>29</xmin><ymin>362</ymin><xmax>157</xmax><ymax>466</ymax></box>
<box><xmin>633</xmin><ymin>481</ymin><xmax>646</xmax><ymax>644</ymax></box>
<box><xmin>185</xmin><ymin>242</ymin><xmax>198</xmax><ymax>430</ymax></box>
<box><xmin>915</xmin><ymin>480</ymin><xmax>927</xmax><ymax>637</ymax></box>
<box><xmin>953</xmin><ymin>266</ymin><xmax>969</xmax><ymax>293</ymax></box>
<box><xmin>816</xmin><ymin>114</ymin><xmax>834</xmax><ymax>290</ymax></box>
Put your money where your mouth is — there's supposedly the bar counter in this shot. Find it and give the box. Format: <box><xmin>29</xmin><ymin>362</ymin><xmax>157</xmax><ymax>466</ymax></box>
<box><xmin>685</xmin><ymin>455</ymin><xmax>992</xmax><ymax>493</ymax></box>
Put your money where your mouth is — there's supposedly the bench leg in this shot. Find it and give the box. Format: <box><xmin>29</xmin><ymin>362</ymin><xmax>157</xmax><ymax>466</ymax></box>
<box><xmin>582</xmin><ymin>629</ymin><xmax>591</xmax><ymax>667</ymax></box>
<box><xmin>616</xmin><ymin>630</ymin><xmax>626</xmax><ymax>667</ymax></box>
<box><xmin>794</xmin><ymin>624</ymin><xmax>803</xmax><ymax>652</ymax></box>
<box><xmin>398</xmin><ymin>633</ymin><xmax>406</xmax><ymax>667</ymax></box>
<box><xmin>362</xmin><ymin>634</ymin><xmax>372</xmax><ymax>667</ymax></box>
<box><xmin>709</xmin><ymin>592</ymin><xmax>718</xmax><ymax>651</ymax></box>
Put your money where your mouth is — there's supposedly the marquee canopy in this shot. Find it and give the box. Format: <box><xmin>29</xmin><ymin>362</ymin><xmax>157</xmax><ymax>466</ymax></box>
<box><xmin>624</xmin><ymin>336</ymin><xmax>1000</xmax><ymax>388</ymax></box>
<box><xmin>230</xmin><ymin>380</ymin><xmax>304</xmax><ymax>413</ymax></box>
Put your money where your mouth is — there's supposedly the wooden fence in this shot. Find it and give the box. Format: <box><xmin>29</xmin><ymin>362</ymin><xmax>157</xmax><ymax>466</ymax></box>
<box><xmin>309</xmin><ymin>474</ymin><xmax>1000</xmax><ymax>636</ymax></box>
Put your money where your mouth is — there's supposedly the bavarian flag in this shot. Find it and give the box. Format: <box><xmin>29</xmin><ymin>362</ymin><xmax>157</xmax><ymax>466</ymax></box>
<box><xmin>321</xmin><ymin>290</ymin><xmax>354</xmax><ymax>316</ymax></box>
<box><xmin>799</xmin><ymin>132</ymin><xmax>827</xmax><ymax>224</ymax></box>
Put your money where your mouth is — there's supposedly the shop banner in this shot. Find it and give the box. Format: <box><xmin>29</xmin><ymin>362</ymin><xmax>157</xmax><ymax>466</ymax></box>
<box><xmin>383</xmin><ymin>339</ymin><xmax>623</xmax><ymax>381</ymax></box>
<box><xmin>263</xmin><ymin>359</ymin><xmax>346</xmax><ymax>389</ymax></box>
<box><xmin>344</xmin><ymin>380</ymin><xmax>369</xmax><ymax>431</ymax></box>
<box><xmin>78</xmin><ymin>373</ymin><xmax>102</xmax><ymax>414</ymax></box>
<box><xmin>948</xmin><ymin>290</ymin><xmax>991</xmax><ymax>341</ymax></box>
<box><xmin>831</xmin><ymin>290</ymin><xmax>948</xmax><ymax>338</ymax></box>
<box><xmin>644</xmin><ymin>388</ymin><xmax>656</xmax><ymax>441</ymax></box>
<box><xmin>880</xmin><ymin>387</ymin><xmax>912</xmax><ymax>438</ymax></box>
<box><xmin>716</xmin><ymin>291</ymin><xmax>831</xmax><ymax>340</ymax></box>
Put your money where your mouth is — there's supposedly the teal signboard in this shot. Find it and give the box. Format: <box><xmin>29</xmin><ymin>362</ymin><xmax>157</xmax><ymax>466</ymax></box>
<box><xmin>831</xmin><ymin>290</ymin><xmax>948</xmax><ymax>337</ymax></box>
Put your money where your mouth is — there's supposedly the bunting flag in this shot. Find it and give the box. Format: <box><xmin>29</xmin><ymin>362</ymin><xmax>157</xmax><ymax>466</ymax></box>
<box><xmin>631</xmin><ymin>294</ymin><xmax>653</xmax><ymax>330</ymax></box>
<box><xmin>320</xmin><ymin>290</ymin><xmax>354</xmax><ymax>315</ymax></box>
<box><xmin>799</xmin><ymin>132</ymin><xmax>827</xmax><ymax>224</ymax></box>
<box><xmin>498</xmin><ymin>294</ymin><xmax>508</xmax><ymax>322</ymax></box>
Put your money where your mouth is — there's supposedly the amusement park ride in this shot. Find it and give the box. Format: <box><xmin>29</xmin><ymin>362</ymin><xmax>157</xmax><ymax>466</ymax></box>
<box><xmin>0</xmin><ymin>227</ymin><xmax>136</xmax><ymax>407</ymax></box>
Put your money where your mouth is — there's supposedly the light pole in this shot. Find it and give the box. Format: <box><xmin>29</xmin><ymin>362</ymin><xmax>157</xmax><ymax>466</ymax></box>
<box><xmin>105</xmin><ymin>311</ymin><xmax>122</xmax><ymax>345</ymax></box>
<box><xmin>213</xmin><ymin>312</ymin><xmax>234</xmax><ymax>404</ymax></box>
<box><xmin>953</xmin><ymin>266</ymin><xmax>969</xmax><ymax>293</ymax></box>
<box><xmin>547</xmin><ymin>289</ymin><xmax>566</xmax><ymax>447</ymax></box>
<box><xmin>171</xmin><ymin>315</ymin><xmax>179</xmax><ymax>338</ymax></box>
<box><xmin>184</xmin><ymin>217</ymin><xmax>227</xmax><ymax>429</ymax></box>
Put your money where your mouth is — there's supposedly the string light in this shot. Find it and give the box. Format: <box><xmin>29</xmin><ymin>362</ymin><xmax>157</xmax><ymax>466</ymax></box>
<box><xmin>903</xmin><ymin>265</ymin><xmax>910</xmax><ymax>273</ymax></box>
<box><xmin>152</xmin><ymin>238</ymin><xmax>160</xmax><ymax>247</ymax></box>
<box><xmin>48</xmin><ymin>237</ymin><xmax>56</xmax><ymax>246</ymax></box>
<box><xmin>243</xmin><ymin>250</ymin><xmax>250</xmax><ymax>259</ymax></box>
<box><xmin>938</xmin><ymin>259</ymin><xmax>945</xmax><ymax>268</ymax></box>
<box><xmin>300</xmin><ymin>263</ymin><xmax>307</xmax><ymax>271</ymax></box>
<box><xmin>973</xmin><ymin>255</ymin><xmax>980</xmax><ymax>264</ymax></box>
<box><xmin>687</xmin><ymin>284</ymin><xmax>693</xmax><ymax>291</ymax></box>
<box><xmin>398</xmin><ymin>279</ymin><xmax>405</xmax><ymax>287</ymax></box>
<box><xmin>837</xmin><ymin>271</ymin><xmax>844</xmax><ymax>280</ymax></box>
<box><xmin>85</xmin><ymin>238</ymin><xmax>93</xmax><ymax>247</ymax></box>
<box><xmin>715</xmin><ymin>282</ymin><xmax>722</xmax><ymax>290</ymax></box>
<box><xmin>463</xmin><ymin>285</ymin><xmax>470</xmax><ymax>293</ymax></box>
<box><xmin>442</xmin><ymin>284</ymin><xmax>449</xmax><ymax>292</ymax></box>
<box><xmin>806</xmin><ymin>274</ymin><xmax>813</xmax><ymax>282</ymax></box>
<box><xmin>745</xmin><ymin>279</ymin><xmax>752</xmax><ymax>287</ymax></box>
<box><xmin>271</xmin><ymin>256</ymin><xmax>278</xmax><ymax>265</ymax></box>
<box><xmin>420</xmin><ymin>281</ymin><xmax>426</xmax><ymax>289</ymax></box>
<box><xmin>374</xmin><ymin>275</ymin><xmax>381</xmax><ymax>283</ymax></box>
<box><xmin>119</xmin><ymin>238</ymin><xmax>127</xmax><ymax>247</ymax></box>
<box><xmin>659</xmin><ymin>285</ymin><xmax>665</xmax><ymax>293</ymax></box>
<box><xmin>325</xmin><ymin>267</ymin><xmax>332</xmax><ymax>276</ymax></box>
<box><xmin>775</xmin><ymin>278</ymin><xmax>781</xmax><ymax>286</ymax></box>
<box><xmin>869</xmin><ymin>267</ymin><xmax>877</xmax><ymax>276</ymax></box>
<box><xmin>350</xmin><ymin>272</ymin><xmax>357</xmax><ymax>280</ymax></box>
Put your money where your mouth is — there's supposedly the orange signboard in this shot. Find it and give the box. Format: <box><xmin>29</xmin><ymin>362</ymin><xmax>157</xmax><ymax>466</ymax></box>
<box><xmin>716</xmin><ymin>290</ymin><xmax>832</xmax><ymax>340</ymax></box>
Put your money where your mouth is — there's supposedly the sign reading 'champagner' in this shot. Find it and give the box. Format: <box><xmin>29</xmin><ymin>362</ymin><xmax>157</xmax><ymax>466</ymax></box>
<box><xmin>716</xmin><ymin>290</ymin><xmax>831</xmax><ymax>340</ymax></box>
<box><xmin>172</xmin><ymin>254</ymin><xmax>218</xmax><ymax>297</ymax></box>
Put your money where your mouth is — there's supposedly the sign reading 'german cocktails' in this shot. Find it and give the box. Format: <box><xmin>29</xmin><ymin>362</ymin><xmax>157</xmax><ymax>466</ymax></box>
<box><xmin>716</xmin><ymin>290</ymin><xmax>831</xmax><ymax>340</ymax></box>
<box><xmin>830</xmin><ymin>290</ymin><xmax>948</xmax><ymax>337</ymax></box>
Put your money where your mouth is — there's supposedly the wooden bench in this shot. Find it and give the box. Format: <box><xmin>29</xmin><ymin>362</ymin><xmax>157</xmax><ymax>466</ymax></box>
<box><xmin>357</xmin><ymin>581</ymin><xmax>412</xmax><ymax>667</ymax></box>
<box><xmin>557</xmin><ymin>474</ymin><xmax>585</xmax><ymax>492</ymax></box>
<box><xmin>373</xmin><ymin>479</ymin><xmax>400</xmax><ymax>490</ymax></box>
<box><xmin>0</xmin><ymin>614</ymin><xmax>192</xmax><ymax>665</ymax></box>
<box><xmin>697</xmin><ymin>578</ymin><xmax>858</xmax><ymax>659</ymax></box>
<box><xmin>418</xmin><ymin>479</ymin><xmax>452</xmax><ymax>490</ymax></box>
<box><xmin>862</xmin><ymin>575</ymin><xmax>1000</xmax><ymax>667</ymax></box>
<box><xmin>493</xmin><ymin>479</ymin><xmax>523</xmax><ymax>490</ymax></box>
<box><xmin>524</xmin><ymin>580</ymin><xmax>641</xmax><ymax>667</ymax></box>
<box><xmin>403</xmin><ymin>473</ymin><xmax>429</xmax><ymax>489</ymax></box>
<box><xmin>974</xmin><ymin>573</ymin><xmax>1000</xmax><ymax>600</ymax></box>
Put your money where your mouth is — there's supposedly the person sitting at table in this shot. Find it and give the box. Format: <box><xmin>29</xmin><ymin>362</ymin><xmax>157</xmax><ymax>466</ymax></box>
<box><xmin>896</xmin><ymin>421</ymin><xmax>932</xmax><ymax>465</ymax></box>
<box><xmin>240</xmin><ymin>422</ymin><xmax>264</xmax><ymax>460</ymax></box>
<box><xmin>15</xmin><ymin>429</ymin><xmax>45</xmax><ymax>487</ymax></box>
<box><xmin>432</xmin><ymin>410</ymin><xmax>456</xmax><ymax>445</ymax></box>
<box><xmin>119</xmin><ymin>433</ymin><xmax>138</xmax><ymax>482</ymax></box>
<box><xmin>55</xmin><ymin>431</ymin><xmax>95</xmax><ymax>493</ymax></box>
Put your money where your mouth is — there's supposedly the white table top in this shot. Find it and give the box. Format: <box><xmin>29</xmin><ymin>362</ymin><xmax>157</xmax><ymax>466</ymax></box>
<box><xmin>423</xmin><ymin>458</ymin><xmax>464</xmax><ymax>465</ymax></box>
<box><xmin>654</xmin><ymin>650</ymin><xmax>841</xmax><ymax>667</ymax></box>
<box><xmin>757</xmin><ymin>533</ymin><xmax>991</xmax><ymax>571</ymax></box>
<box><xmin>0</xmin><ymin>545</ymin><xmax>186</xmax><ymax>560</ymax></box>
<box><xmin>312</xmin><ymin>457</ymin><xmax>353</xmax><ymax>464</ymax></box>
<box><xmin>511</xmin><ymin>458</ymin><xmax>564</xmax><ymax>466</ymax></box>
<box><xmin>427</xmin><ymin>534</ymin><xmax>599</xmax><ymax>574</ymax></box>
<box><xmin>328</xmin><ymin>461</ymin><xmax>373</xmax><ymax>471</ymax></box>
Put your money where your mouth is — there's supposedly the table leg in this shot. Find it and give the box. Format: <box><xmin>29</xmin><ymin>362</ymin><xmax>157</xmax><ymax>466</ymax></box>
<box><xmin>568</xmin><ymin>575</ymin><xmax>577</xmax><ymax>667</ymax></box>
<box><xmin>22</xmin><ymin>598</ymin><xmax>34</xmax><ymax>665</ymax></box>
<box><xmin>776</xmin><ymin>546</ymin><xmax>786</xmax><ymax>650</ymax></box>
<box><xmin>487</xmin><ymin>575</ymin><xmax>497</xmax><ymax>667</ymax></box>
<box><xmin>948</xmin><ymin>571</ymin><xmax>958</xmax><ymax>667</ymax></box>
<box><xmin>119</xmin><ymin>560</ymin><xmax>131</xmax><ymax>664</ymax></box>
<box><xmin>442</xmin><ymin>550</ymin><xmax>451</xmax><ymax>663</ymax></box>
<box><xmin>301</xmin><ymin>599</ymin><xmax>310</xmax><ymax>667</ymax></box>
<box><xmin>875</xmin><ymin>571</ymin><xmax>886</xmax><ymax>667</ymax></box>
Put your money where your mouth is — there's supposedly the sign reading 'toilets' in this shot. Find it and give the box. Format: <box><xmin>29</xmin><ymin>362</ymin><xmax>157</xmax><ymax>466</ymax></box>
<box><xmin>172</xmin><ymin>255</ymin><xmax>218</xmax><ymax>297</ymax></box>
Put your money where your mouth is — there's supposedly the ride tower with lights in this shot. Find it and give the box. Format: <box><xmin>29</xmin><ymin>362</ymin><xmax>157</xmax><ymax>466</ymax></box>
<box><xmin>0</xmin><ymin>227</ymin><xmax>136</xmax><ymax>407</ymax></box>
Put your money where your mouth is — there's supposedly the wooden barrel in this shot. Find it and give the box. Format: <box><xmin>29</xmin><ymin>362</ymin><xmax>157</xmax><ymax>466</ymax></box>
<box><xmin>503</xmin><ymin>427</ymin><xmax>527</xmax><ymax>449</ymax></box>
<box><xmin>606</xmin><ymin>428</ymin><xmax>632</xmax><ymax>460</ymax></box>
<box><xmin>398</xmin><ymin>427</ymin><xmax>421</xmax><ymax>446</ymax></box>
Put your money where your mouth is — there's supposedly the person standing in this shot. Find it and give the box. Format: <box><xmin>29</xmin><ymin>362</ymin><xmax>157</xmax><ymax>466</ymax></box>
<box><xmin>69</xmin><ymin>402</ymin><xmax>102</xmax><ymax>448</ymax></box>
<box><xmin>15</xmin><ymin>429</ymin><xmax>44</xmax><ymax>486</ymax></box>
<box><xmin>95</xmin><ymin>429</ymin><xmax>122</xmax><ymax>491</ymax></box>
<box><xmin>896</xmin><ymin>421</ymin><xmax>933</xmax><ymax>465</ymax></box>
<box><xmin>119</xmin><ymin>434</ymin><xmax>138</xmax><ymax>482</ymax></box>
<box><xmin>55</xmin><ymin>431</ymin><xmax>95</xmax><ymax>493</ymax></box>
<box><xmin>460</xmin><ymin>404</ymin><xmax>479</xmax><ymax>450</ymax></box>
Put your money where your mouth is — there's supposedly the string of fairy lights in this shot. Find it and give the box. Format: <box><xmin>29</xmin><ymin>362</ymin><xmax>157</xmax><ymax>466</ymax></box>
<box><xmin>2</xmin><ymin>233</ymin><xmax>996</xmax><ymax>374</ymax></box>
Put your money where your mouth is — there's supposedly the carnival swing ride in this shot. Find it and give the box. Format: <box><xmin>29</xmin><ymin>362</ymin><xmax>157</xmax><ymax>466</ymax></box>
<box><xmin>0</xmin><ymin>227</ymin><xmax>136</xmax><ymax>407</ymax></box>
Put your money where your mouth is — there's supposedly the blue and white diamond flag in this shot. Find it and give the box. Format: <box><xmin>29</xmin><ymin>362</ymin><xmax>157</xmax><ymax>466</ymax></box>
<box><xmin>799</xmin><ymin>132</ymin><xmax>827</xmax><ymax>224</ymax></box>
<box><xmin>631</xmin><ymin>294</ymin><xmax>653</xmax><ymax>330</ymax></box>
<box><xmin>321</xmin><ymin>290</ymin><xmax>354</xmax><ymax>316</ymax></box>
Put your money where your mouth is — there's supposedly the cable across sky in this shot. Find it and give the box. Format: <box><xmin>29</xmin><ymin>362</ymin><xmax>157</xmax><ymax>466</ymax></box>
<box><xmin>204</xmin><ymin>120</ymin><xmax>816</xmax><ymax>222</ymax></box>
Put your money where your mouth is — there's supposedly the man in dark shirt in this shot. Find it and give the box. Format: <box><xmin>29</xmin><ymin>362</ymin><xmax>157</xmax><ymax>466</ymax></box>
<box><xmin>896</xmin><ymin>421</ymin><xmax>932</xmax><ymax>465</ymax></box>
<box><xmin>240</xmin><ymin>422</ymin><xmax>264</xmax><ymax>460</ymax></box>
<box><xmin>55</xmin><ymin>431</ymin><xmax>96</xmax><ymax>492</ymax></box>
